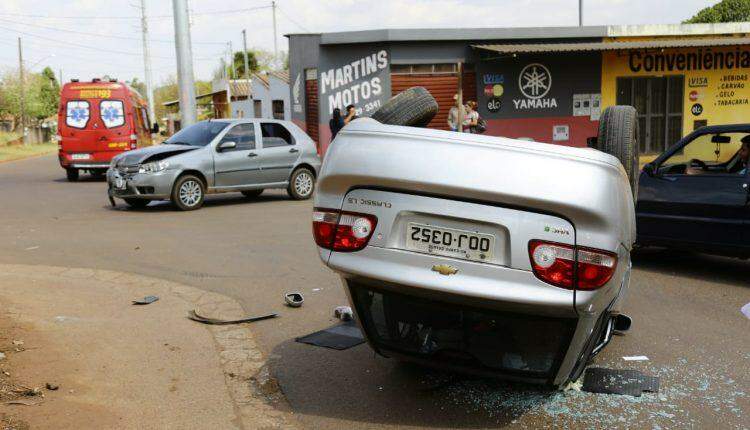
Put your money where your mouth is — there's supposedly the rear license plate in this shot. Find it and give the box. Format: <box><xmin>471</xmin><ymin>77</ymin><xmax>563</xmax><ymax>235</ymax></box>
<box><xmin>406</xmin><ymin>223</ymin><xmax>494</xmax><ymax>262</ymax></box>
<box><xmin>71</xmin><ymin>153</ymin><xmax>91</xmax><ymax>160</ymax></box>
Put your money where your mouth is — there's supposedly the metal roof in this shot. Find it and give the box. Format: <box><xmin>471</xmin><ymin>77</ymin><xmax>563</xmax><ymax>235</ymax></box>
<box><xmin>162</xmin><ymin>89</ymin><xmax>227</xmax><ymax>107</ymax></box>
<box><xmin>474</xmin><ymin>37</ymin><xmax>750</xmax><ymax>54</ymax></box>
<box><xmin>286</xmin><ymin>23</ymin><xmax>750</xmax><ymax>45</ymax></box>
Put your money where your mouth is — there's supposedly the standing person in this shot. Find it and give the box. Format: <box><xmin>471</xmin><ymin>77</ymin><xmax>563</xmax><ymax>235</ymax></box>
<box><xmin>463</xmin><ymin>101</ymin><xmax>479</xmax><ymax>133</ymax></box>
<box><xmin>447</xmin><ymin>94</ymin><xmax>465</xmax><ymax>132</ymax></box>
<box><xmin>344</xmin><ymin>104</ymin><xmax>358</xmax><ymax>124</ymax></box>
<box><xmin>329</xmin><ymin>108</ymin><xmax>344</xmax><ymax>140</ymax></box>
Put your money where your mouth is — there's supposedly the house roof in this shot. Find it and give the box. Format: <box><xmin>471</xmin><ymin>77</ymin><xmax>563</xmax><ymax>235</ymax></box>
<box><xmin>286</xmin><ymin>22</ymin><xmax>750</xmax><ymax>45</ymax></box>
<box><xmin>474</xmin><ymin>36</ymin><xmax>750</xmax><ymax>54</ymax></box>
<box><xmin>228</xmin><ymin>80</ymin><xmax>251</xmax><ymax>97</ymax></box>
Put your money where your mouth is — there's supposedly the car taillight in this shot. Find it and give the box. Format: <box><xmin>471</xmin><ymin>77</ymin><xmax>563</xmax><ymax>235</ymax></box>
<box><xmin>528</xmin><ymin>240</ymin><xmax>617</xmax><ymax>290</ymax></box>
<box><xmin>130</xmin><ymin>134</ymin><xmax>138</xmax><ymax>149</ymax></box>
<box><xmin>313</xmin><ymin>208</ymin><xmax>377</xmax><ymax>252</ymax></box>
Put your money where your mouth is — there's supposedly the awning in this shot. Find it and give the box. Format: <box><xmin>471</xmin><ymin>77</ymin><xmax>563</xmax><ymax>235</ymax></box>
<box><xmin>473</xmin><ymin>37</ymin><xmax>750</xmax><ymax>54</ymax></box>
<box><xmin>162</xmin><ymin>89</ymin><xmax>228</xmax><ymax>107</ymax></box>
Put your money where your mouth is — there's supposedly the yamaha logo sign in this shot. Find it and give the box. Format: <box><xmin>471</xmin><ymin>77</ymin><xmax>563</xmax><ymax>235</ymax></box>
<box><xmin>513</xmin><ymin>63</ymin><xmax>558</xmax><ymax>110</ymax></box>
<box><xmin>519</xmin><ymin>63</ymin><xmax>551</xmax><ymax>99</ymax></box>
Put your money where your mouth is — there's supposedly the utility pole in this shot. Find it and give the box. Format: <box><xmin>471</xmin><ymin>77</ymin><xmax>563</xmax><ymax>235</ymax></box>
<box><xmin>172</xmin><ymin>0</ymin><xmax>197</xmax><ymax>126</ymax></box>
<box><xmin>579</xmin><ymin>0</ymin><xmax>583</xmax><ymax>26</ymax></box>
<box><xmin>241</xmin><ymin>29</ymin><xmax>250</xmax><ymax>81</ymax></box>
<box><xmin>139</xmin><ymin>0</ymin><xmax>156</xmax><ymax>130</ymax></box>
<box><xmin>228</xmin><ymin>41</ymin><xmax>235</xmax><ymax>79</ymax></box>
<box><xmin>271</xmin><ymin>1</ymin><xmax>278</xmax><ymax>68</ymax></box>
<box><xmin>18</xmin><ymin>37</ymin><xmax>26</xmax><ymax>144</ymax></box>
<box><xmin>59</xmin><ymin>68</ymin><xmax>63</xmax><ymax>86</ymax></box>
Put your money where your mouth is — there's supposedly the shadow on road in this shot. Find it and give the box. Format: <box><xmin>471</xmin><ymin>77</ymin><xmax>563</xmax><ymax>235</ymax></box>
<box><xmin>267</xmin><ymin>339</ymin><xmax>555</xmax><ymax>428</ymax></box>
<box><xmin>632</xmin><ymin>248</ymin><xmax>749</xmax><ymax>288</ymax></box>
<box><xmin>106</xmin><ymin>193</ymin><xmax>293</xmax><ymax>212</ymax></box>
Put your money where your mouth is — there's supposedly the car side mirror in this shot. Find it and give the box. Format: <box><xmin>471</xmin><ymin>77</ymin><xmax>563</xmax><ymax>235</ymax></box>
<box><xmin>151</xmin><ymin>122</ymin><xmax>160</xmax><ymax>134</ymax></box>
<box><xmin>643</xmin><ymin>162</ymin><xmax>656</xmax><ymax>177</ymax></box>
<box><xmin>218</xmin><ymin>141</ymin><xmax>237</xmax><ymax>151</ymax></box>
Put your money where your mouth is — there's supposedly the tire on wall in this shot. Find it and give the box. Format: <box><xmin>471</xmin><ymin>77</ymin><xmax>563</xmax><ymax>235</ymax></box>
<box><xmin>370</xmin><ymin>87</ymin><xmax>439</xmax><ymax>127</ymax></box>
<box><xmin>598</xmin><ymin>105</ymin><xmax>640</xmax><ymax>200</ymax></box>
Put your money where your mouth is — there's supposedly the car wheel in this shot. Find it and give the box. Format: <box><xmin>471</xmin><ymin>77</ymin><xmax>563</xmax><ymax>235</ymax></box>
<box><xmin>124</xmin><ymin>198</ymin><xmax>150</xmax><ymax>209</ymax></box>
<box><xmin>241</xmin><ymin>189</ymin><xmax>264</xmax><ymax>198</ymax></box>
<box><xmin>598</xmin><ymin>105</ymin><xmax>639</xmax><ymax>200</ymax></box>
<box><xmin>288</xmin><ymin>167</ymin><xmax>315</xmax><ymax>200</ymax></box>
<box><xmin>171</xmin><ymin>174</ymin><xmax>205</xmax><ymax>211</ymax></box>
<box><xmin>370</xmin><ymin>87</ymin><xmax>439</xmax><ymax>127</ymax></box>
<box><xmin>66</xmin><ymin>168</ymin><xmax>79</xmax><ymax>182</ymax></box>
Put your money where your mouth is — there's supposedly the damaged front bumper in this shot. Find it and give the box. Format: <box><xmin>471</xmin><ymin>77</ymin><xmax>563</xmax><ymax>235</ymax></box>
<box><xmin>106</xmin><ymin>167</ymin><xmax>178</xmax><ymax>200</ymax></box>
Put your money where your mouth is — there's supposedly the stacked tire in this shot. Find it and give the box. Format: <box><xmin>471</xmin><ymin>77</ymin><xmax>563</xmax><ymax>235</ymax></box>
<box><xmin>597</xmin><ymin>105</ymin><xmax>640</xmax><ymax>200</ymax></box>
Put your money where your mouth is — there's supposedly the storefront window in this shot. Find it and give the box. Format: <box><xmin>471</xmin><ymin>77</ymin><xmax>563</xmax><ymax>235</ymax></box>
<box><xmin>617</xmin><ymin>76</ymin><xmax>683</xmax><ymax>154</ymax></box>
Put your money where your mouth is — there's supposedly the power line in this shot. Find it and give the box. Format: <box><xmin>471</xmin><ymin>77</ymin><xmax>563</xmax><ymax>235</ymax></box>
<box><xmin>0</xmin><ymin>17</ymin><xmax>225</xmax><ymax>45</ymax></box>
<box><xmin>276</xmin><ymin>6</ymin><xmax>311</xmax><ymax>33</ymax></box>
<box><xmin>0</xmin><ymin>24</ymin><xmax>223</xmax><ymax>61</ymax></box>
<box><xmin>0</xmin><ymin>4</ymin><xmax>272</xmax><ymax>21</ymax></box>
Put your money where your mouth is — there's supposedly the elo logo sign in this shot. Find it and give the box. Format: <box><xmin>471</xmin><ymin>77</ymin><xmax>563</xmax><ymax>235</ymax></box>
<box><xmin>487</xmin><ymin>97</ymin><xmax>502</xmax><ymax>112</ymax></box>
<box><xmin>691</xmin><ymin>103</ymin><xmax>703</xmax><ymax>116</ymax></box>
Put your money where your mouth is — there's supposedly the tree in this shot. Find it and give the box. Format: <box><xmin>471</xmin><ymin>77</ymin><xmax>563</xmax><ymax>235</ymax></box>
<box><xmin>213</xmin><ymin>49</ymin><xmax>287</xmax><ymax>80</ymax></box>
<box><xmin>38</xmin><ymin>67</ymin><xmax>60</xmax><ymax>119</ymax></box>
<box><xmin>685</xmin><ymin>0</ymin><xmax>750</xmax><ymax>23</ymax></box>
<box><xmin>0</xmin><ymin>66</ymin><xmax>60</xmax><ymax>128</ymax></box>
<box><xmin>128</xmin><ymin>77</ymin><xmax>147</xmax><ymax>99</ymax></box>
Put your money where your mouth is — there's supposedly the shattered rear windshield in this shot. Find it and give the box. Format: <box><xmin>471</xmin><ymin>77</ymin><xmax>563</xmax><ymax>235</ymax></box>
<box><xmin>165</xmin><ymin>121</ymin><xmax>229</xmax><ymax>147</ymax></box>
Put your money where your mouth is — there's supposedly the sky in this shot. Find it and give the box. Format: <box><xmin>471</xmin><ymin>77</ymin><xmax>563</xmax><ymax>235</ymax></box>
<box><xmin>0</xmin><ymin>0</ymin><xmax>719</xmax><ymax>86</ymax></box>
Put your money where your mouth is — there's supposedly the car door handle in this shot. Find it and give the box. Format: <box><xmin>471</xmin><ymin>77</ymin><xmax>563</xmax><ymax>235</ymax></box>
<box><xmin>247</xmin><ymin>152</ymin><xmax>258</xmax><ymax>157</ymax></box>
<box><xmin>289</xmin><ymin>148</ymin><xmax>299</xmax><ymax>153</ymax></box>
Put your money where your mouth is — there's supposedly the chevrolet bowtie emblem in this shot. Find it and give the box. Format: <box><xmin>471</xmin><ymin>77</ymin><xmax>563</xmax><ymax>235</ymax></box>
<box><xmin>432</xmin><ymin>264</ymin><xmax>459</xmax><ymax>276</ymax></box>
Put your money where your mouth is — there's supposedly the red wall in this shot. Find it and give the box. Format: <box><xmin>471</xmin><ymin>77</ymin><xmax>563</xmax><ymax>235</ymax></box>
<box><xmin>484</xmin><ymin>116</ymin><xmax>598</xmax><ymax>148</ymax></box>
<box><xmin>314</xmin><ymin>116</ymin><xmax>598</xmax><ymax>159</ymax></box>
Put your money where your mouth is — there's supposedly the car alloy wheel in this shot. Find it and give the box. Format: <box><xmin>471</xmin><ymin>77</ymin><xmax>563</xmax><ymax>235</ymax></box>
<box><xmin>294</xmin><ymin>171</ymin><xmax>314</xmax><ymax>197</ymax></box>
<box><xmin>179</xmin><ymin>179</ymin><xmax>202</xmax><ymax>207</ymax></box>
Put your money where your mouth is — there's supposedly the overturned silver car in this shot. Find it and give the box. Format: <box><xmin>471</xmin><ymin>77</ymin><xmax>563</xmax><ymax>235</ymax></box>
<box><xmin>313</xmin><ymin>94</ymin><xmax>638</xmax><ymax>387</ymax></box>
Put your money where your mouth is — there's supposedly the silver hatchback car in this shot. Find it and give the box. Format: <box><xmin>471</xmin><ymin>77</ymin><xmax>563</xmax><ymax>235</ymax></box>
<box><xmin>107</xmin><ymin>119</ymin><xmax>321</xmax><ymax>210</ymax></box>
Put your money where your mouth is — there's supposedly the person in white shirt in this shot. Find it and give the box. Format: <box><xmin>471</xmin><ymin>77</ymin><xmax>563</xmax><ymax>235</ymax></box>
<box><xmin>463</xmin><ymin>101</ymin><xmax>479</xmax><ymax>133</ymax></box>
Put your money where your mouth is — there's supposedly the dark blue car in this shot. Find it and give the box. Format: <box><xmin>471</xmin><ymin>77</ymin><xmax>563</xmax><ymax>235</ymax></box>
<box><xmin>637</xmin><ymin>124</ymin><xmax>750</xmax><ymax>258</ymax></box>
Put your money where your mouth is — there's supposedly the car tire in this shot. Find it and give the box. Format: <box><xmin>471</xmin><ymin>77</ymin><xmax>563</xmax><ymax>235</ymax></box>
<box><xmin>66</xmin><ymin>168</ymin><xmax>79</xmax><ymax>182</ymax></box>
<box><xmin>287</xmin><ymin>167</ymin><xmax>315</xmax><ymax>200</ymax></box>
<box><xmin>124</xmin><ymin>198</ymin><xmax>150</xmax><ymax>209</ymax></box>
<box><xmin>241</xmin><ymin>189</ymin><xmax>264</xmax><ymax>198</ymax></box>
<box><xmin>171</xmin><ymin>174</ymin><xmax>205</xmax><ymax>211</ymax></box>
<box><xmin>370</xmin><ymin>86</ymin><xmax>439</xmax><ymax>127</ymax></box>
<box><xmin>598</xmin><ymin>105</ymin><xmax>639</xmax><ymax>200</ymax></box>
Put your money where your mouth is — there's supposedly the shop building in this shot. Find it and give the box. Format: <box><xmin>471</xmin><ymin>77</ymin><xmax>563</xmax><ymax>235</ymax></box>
<box><xmin>287</xmin><ymin>23</ymin><xmax>750</xmax><ymax>156</ymax></box>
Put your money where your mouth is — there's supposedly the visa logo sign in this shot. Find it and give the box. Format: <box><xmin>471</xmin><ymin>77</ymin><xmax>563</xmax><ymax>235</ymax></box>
<box><xmin>483</xmin><ymin>74</ymin><xmax>505</xmax><ymax>85</ymax></box>
<box><xmin>688</xmin><ymin>77</ymin><xmax>708</xmax><ymax>88</ymax></box>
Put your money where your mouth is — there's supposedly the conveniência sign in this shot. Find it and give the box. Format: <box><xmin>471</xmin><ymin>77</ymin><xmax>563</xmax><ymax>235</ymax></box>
<box><xmin>629</xmin><ymin>48</ymin><xmax>750</xmax><ymax>73</ymax></box>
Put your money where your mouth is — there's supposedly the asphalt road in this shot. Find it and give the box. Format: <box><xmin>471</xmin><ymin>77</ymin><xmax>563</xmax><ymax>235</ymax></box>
<box><xmin>1</xmin><ymin>155</ymin><xmax>748</xmax><ymax>429</ymax></box>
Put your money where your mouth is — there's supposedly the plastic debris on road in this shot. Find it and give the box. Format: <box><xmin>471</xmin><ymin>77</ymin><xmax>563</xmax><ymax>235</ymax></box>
<box><xmin>132</xmin><ymin>295</ymin><xmax>159</xmax><ymax>305</ymax></box>
<box><xmin>623</xmin><ymin>356</ymin><xmax>650</xmax><ymax>361</ymax></box>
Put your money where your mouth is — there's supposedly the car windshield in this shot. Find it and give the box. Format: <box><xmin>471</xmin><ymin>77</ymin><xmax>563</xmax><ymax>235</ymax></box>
<box><xmin>165</xmin><ymin>121</ymin><xmax>230</xmax><ymax>147</ymax></box>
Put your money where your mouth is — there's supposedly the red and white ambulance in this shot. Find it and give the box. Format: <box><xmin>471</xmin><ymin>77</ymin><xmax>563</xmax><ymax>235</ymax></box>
<box><xmin>57</xmin><ymin>78</ymin><xmax>155</xmax><ymax>181</ymax></box>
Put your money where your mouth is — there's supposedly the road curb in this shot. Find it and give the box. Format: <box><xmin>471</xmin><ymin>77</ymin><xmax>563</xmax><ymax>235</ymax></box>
<box><xmin>0</xmin><ymin>148</ymin><xmax>55</xmax><ymax>165</ymax></box>
<box><xmin>0</xmin><ymin>263</ymin><xmax>296</xmax><ymax>430</ymax></box>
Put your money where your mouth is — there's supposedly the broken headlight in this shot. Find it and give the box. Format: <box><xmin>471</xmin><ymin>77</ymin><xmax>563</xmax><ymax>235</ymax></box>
<box><xmin>138</xmin><ymin>160</ymin><xmax>170</xmax><ymax>174</ymax></box>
